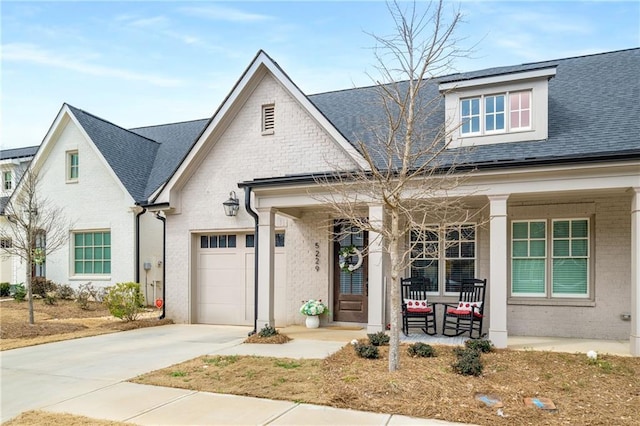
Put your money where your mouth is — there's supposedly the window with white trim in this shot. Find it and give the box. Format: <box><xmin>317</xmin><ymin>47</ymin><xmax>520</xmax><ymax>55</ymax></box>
<box><xmin>262</xmin><ymin>104</ymin><xmax>275</xmax><ymax>134</ymax></box>
<box><xmin>67</xmin><ymin>151</ymin><xmax>79</xmax><ymax>181</ymax></box>
<box><xmin>0</xmin><ymin>238</ymin><xmax>12</xmax><ymax>248</ymax></box>
<box><xmin>73</xmin><ymin>231</ymin><xmax>111</xmax><ymax>275</ymax></box>
<box><xmin>410</xmin><ymin>224</ymin><xmax>476</xmax><ymax>295</ymax></box>
<box><xmin>460</xmin><ymin>90</ymin><xmax>531</xmax><ymax>136</ymax></box>
<box><xmin>511</xmin><ymin>219</ymin><xmax>590</xmax><ymax>298</ymax></box>
<box><xmin>3</xmin><ymin>171</ymin><xmax>12</xmax><ymax>190</ymax></box>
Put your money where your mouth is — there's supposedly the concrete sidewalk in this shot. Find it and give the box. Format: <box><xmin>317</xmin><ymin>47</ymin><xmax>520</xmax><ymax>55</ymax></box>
<box><xmin>1</xmin><ymin>324</ymin><xmax>467</xmax><ymax>425</ymax></box>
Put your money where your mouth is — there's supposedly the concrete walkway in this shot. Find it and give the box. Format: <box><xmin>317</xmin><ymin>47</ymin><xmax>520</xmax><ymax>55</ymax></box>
<box><xmin>1</xmin><ymin>324</ymin><xmax>465</xmax><ymax>425</ymax></box>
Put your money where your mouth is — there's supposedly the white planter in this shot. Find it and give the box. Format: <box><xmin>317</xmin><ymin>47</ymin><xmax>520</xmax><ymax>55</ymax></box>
<box><xmin>305</xmin><ymin>315</ymin><xmax>320</xmax><ymax>329</ymax></box>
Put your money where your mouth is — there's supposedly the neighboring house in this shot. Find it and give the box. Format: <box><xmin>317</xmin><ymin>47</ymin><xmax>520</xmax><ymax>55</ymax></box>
<box><xmin>148</xmin><ymin>48</ymin><xmax>639</xmax><ymax>355</ymax></box>
<box><xmin>7</xmin><ymin>105</ymin><xmax>208</xmax><ymax>304</ymax></box>
<box><xmin>0</xmin><ymin>146</ymin><xmax>38</xmax><ymax>284</ymax></box>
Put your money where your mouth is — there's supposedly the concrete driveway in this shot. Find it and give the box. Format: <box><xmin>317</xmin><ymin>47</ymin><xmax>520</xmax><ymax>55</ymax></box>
<box><xmin>1</xmin><ymin>324</ymin><xmax>253</xmax><ymax>422</ymax></box>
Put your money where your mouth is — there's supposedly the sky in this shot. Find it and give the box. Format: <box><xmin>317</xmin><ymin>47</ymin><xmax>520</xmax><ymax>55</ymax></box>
<box><xmin>1</xmin><ymin>0</ymin><xmax>639</xmax><ymax>149</ymax></box>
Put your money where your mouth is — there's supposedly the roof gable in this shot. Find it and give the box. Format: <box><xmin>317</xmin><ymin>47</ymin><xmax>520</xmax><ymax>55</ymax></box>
<box><xmin>66</xmin><ymin>105</ymin><xmax>160</xmax><ymax>203</ymax></box>
<box><xmin>153</xmin><ymin>50</ymin><xmax>367</xmax><ymax>204</ymax></box>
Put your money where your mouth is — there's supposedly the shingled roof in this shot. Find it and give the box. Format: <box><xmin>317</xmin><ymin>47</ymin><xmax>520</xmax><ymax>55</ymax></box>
<box><xmin>27</xmin><ymin>48</ymin><xmax>636</xmax><ymax>203</ymax></box>
<box><xmin>0</xmin><ymin>146</ymin><xmax>38</xmax><ymax>160</ymax></box>
<box><xmin>309</xmin><ymin>48</ymin><xmax>640</xmax><ymax>169</ymax></box>
<box><xmin>65</xmin><ymin>105</ymin><xmax>208</xmax><ymax>203</ymax></box>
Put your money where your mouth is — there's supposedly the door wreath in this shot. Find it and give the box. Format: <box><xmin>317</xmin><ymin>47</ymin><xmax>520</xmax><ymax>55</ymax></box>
<box><xmin>338</xmin><ymin>245</ymin><xmax>363</xmax><ymax>273</ymax></box>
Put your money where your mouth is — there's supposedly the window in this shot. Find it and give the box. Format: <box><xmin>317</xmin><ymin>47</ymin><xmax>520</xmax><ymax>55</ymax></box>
<box><xmin>3</xmin><ymin>171</ymin><xmax>12</xmax><ymax>190</ymax></box>
<box><xmin>200</xmin><ymin>234</ymin><xmax>236</xmax><ymax>249</ymax></box>
<box><xmin>510</xmin><ymin>91</ymin><xmax>531</xmax><ymax>129</ymax></box>
<box><xmin>67</xmin><ymin>151</ymin><xmax>79</xmax><ymax>181</ymax></box>
<box><xmin>511</xmin><ymin>219</ymin><xmax>589</xmax><ymax>298</ymax></box>
<box><xmin>460</xmin><ymin>90</ymin><xmax>531</xmax><ymax>136</ymax></box>
<box><xmin>74</xmin><ymin>231</ymin><xmax>111</xmax><ymax>275</ymax></box>
<box><xmin>262</xmin><ymin>104</ymin><xmax>275</xmax><ymax>134</ymax></box>
<box><xmin>512</xmin><ymin>221</ymin><xmax>546</xmax><ymax>296</ymax></box>
<box><xmin>244</xmin><ymin>233</ymin><xmax>285</xmax><ymax>248</ymax></box>
<box><xmin>0</xmin><ymin>238</ymin><xmax>11</xmax><ymax>248</ymax></box>
<box><xmin>410</xmin><ymin>224</ymin><xmax>476</xmax><ymax>294</ymax></box>
<box><xmin>552</xmin><ymin>219</ymin><xmax>589</xmax><ymax>297</ymax></box>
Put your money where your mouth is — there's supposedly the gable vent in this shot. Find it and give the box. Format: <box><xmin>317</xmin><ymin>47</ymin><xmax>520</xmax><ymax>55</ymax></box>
<box><xmin>262</xmin><ymin>104</ymin><xmax>275</xmax><ymax>134</ymax></box>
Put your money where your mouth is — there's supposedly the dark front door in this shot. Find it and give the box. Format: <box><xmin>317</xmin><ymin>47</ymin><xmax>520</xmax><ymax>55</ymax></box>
<box><xmin>333</xmin><ymin>223</ymin><xmax>368</xmax><ymax>322</ymax></box>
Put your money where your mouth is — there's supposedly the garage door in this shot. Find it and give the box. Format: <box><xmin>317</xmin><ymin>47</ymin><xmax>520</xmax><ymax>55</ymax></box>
<box><xmin>196</xmin><ymin>233</ymin><xmax>286</xmax><ymax>326</ymax></box>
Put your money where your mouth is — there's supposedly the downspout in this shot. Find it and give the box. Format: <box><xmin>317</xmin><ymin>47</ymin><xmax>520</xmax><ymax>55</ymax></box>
<box><xmin>244</xmin><ymin>186</ymin><xmax>259</xmax><ymax>336</ymax></box>
<box><xmin>135</xmin><ymin>206</ymin><xmax>146</xmax><ymax>284</ymax></box>
<box><xmin>154</xmin><ymin>212</ymin><xmax>166</xmax><ymax>320</ymax></box>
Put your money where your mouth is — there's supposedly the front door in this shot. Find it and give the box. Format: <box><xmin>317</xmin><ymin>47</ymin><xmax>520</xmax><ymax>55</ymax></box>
<box><xmin>333</xmin><ymin>223</ymin><xmax>368</xmax><ymax>322</ymax></box>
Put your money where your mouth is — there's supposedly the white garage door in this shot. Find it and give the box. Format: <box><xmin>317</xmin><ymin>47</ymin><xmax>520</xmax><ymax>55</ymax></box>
<box><xmin>196</xmin><ymin>233</ymin><xmax>286</xmax><ymax>326</ymax></box>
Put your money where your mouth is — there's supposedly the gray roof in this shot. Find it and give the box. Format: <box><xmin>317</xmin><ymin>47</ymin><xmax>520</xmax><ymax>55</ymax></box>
<box><xmin>130</xmin><ymin>119</ymin><xmax>209</xmax><ymax>198</ymax></box>
<box><xmin>66</xmin><ymin>105</ymin><xmax>208</xmax><ymax>203</ymax></box>
<box><xmin>310</xmin><ymin>48</ymin><xmax>640</xmax><ymax>169</ymax></box>
<box><xmin>0</xmin><ymin>146</ymin><xmax>38</xmax><ymax>160</ymax></box>
<box><xmin>46</xmin><ymin>48</ymin><xmax>638</xmax><ymax>202</ymax></box>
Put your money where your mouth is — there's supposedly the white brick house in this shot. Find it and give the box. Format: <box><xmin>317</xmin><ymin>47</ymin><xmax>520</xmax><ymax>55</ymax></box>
<box><xmin>8</xmin><ymin>48</ymin><xmax>638</xmax><ymax>356</ymax></box>
<box><xmin>151</xmin><ymin>49</ymin><xmax>640</xmax><ymax>355</ymax></box>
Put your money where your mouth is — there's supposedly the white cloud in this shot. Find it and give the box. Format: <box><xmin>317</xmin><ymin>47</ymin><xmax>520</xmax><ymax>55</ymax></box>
<box><xmin>2</xmin><ymin>43</ymin><xmax>184</xmax><ymax>87</ymax></box>
<box><xmin>179</xmin><ymin>4</ymin><xmax>274</xmax><ymax>23</ymax></box>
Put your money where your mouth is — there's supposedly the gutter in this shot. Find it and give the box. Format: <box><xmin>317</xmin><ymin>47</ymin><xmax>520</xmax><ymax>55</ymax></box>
<box><xmin>135</xmin><ymin>206</ymin><xmax>146</xmax><ymax>284</ymax></box>
<box><xmin>237</xmin><ymin>149</ymin><xmax>640</xmax><ymax>189</ymax></box>
<box><xmin>154</xmin><ymin>212</ymin><xmax>166</xmax><ymax>320</ymax></box>
<box><xmin>244</xmin><ymin>186</ymin><xmax>259</xmax><ymax>336</ymax></box>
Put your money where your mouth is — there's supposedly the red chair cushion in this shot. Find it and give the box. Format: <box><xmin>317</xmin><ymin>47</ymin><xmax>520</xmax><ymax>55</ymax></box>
<box><xmin>405</xmin><ymin>299</ymin><xmax>432</xmax><ymax>313</ymax></box>
<box><xmin>447</xmin><ymin>307</ymin><xmax>483</xmax><ymax>318</ymax></box>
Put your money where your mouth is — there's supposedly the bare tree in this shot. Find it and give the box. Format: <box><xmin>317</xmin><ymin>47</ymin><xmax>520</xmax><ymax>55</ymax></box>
<box><xmin>1</xmin><ymin>169</ymin><xmax>71</xmax><ymax>324</ymax></box>
<box><xmin>316</xmin><ymin>0</ymin><xmax>481</xmax><ymax>371</ymax></box>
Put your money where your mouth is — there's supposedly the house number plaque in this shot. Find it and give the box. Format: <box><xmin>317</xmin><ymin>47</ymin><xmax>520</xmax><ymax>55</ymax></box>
<box><xmin>314</xmin><ymin>242</ymin><xmax>320</xmax><ymax>271</ymax></box>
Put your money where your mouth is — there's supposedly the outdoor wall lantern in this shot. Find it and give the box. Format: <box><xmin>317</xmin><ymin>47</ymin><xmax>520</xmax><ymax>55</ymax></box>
<box><xmin>223</xmin><ymin>191</ymin><xmax>240</xmax><ymax>217</ymax></box>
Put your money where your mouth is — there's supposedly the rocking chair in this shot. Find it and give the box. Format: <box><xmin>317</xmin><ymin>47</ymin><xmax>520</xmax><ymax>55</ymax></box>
<box><xmin>401</xmin><ymin>277</ymin><xmax>437</xmax><ymax>335</ymax></box>
<box><xmin>442</xmin><ymin>278</ymin><xmax>487</xmax><ymax>339</ymax></box>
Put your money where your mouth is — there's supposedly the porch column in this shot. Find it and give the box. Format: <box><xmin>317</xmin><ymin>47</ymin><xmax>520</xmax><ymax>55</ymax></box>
<box><xmin>257</xmin><ymin>208</ymin><xmax>275</xmax><ymax>329</ymax></box>
<box><xmin>367</xmin><ymin>204</ymin><xmax>385</xmax><ymax>333</ymax></box>
<box><xmin>488</xmin><ymin>194</ymin><xmax>509</xmax><ymax>348</ymax></box>
<box><xmin>631</xmin><ymin>187</ymin><xmax>640</xmax><ymax>356</ymax></box>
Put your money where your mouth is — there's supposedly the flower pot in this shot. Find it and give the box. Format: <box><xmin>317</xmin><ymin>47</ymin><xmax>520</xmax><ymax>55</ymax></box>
<box><xmin>305</xmin><ymin>315</ymin><xmax>320</xmax><ymax>329</ymax></box>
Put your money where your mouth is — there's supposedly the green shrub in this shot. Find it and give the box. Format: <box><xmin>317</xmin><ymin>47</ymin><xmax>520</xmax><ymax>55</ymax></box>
<box><xmin>465</xmin><ymin>338</ymin><xmax>494</xmax><ymax>353</ymax></box>
<box><xmin>452</xmin><ymin>347</ymin><xmax>483</xmax><ymax>376</ymax></box>
<box><xmin>354</xmin><ymin>343</ymin><xmax>380</xmax><ymax>359</ymax></box>
<box><xmin>56</xmin><ymin>284</ymin><xmax>76</xmax><ymax>300</ymax></box>
<box><xmin>103</xmin><ymin>282</ymin><xmax>144</xmax><ymax>321</ymax></box>
<box><xmin>258</xmin><ymin>325</ymin><xmax>279</xmax><ymax>337</ymax></box>
<box><xmin>13</xmin><ymin>284</ymin><xmax>26</xmax><ymax>302</ymax></box>
<box><xmin>0</xmin><ymin>282</ymin><xmax>10</xmax><ymax>297</ymax></box>
<box><xmin>31</xmin><ymin>277</ymin><xmax>56</xmax><ymax>298</ymax></box>
<box><xmin>407</xmin><ymin>342</ymin><xmax>437</xmax><ymax>358</ymax></box>
<box><xmin>367</xmin><ymin>331</ymin><xmax>390</xmax><ymax>346</ymax></box>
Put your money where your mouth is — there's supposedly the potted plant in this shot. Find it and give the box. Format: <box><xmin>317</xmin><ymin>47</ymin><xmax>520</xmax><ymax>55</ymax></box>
<box><xmin>299</xmin><ymin>299</ymin><xmax>328</xmax><ymax>328</ymax></box>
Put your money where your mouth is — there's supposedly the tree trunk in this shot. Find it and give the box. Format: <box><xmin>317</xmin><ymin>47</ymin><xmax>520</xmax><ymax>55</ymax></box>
<box><xmin>388</xmin><ymin>208</ymin><xmax>401</xmax><ymax>371</ymax></box>
<box><xmin>27</xmin><ymin>251</ymin><xmax>34</xmax><ymax>325</ymax></box>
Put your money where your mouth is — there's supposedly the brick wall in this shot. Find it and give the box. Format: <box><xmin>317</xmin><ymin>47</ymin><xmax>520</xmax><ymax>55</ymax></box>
<box><xmin>165</xmin><ymin>73</ymin><xmax>358</xmax><ymax>323</ymax></box>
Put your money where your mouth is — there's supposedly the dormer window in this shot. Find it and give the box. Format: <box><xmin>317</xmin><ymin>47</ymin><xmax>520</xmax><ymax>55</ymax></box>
<box><xmin>460</xmin><ymin>91</ymin><xmax>530</xmax><ymax>136</ymax></box>
<box><xmin>440</xmin><ymin>67</ymin><xmax>555</xmax><ymax>148</ymax></box>
<box><xmin>3</xmin><ymin>171</ymin><xmax>11</xmax><ymax>190</ymax></box>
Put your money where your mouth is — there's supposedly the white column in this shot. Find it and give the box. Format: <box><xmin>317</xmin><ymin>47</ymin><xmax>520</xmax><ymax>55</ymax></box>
<box><xmin>631</xmin><ymin>187</ymin><xmax>640</xmax><ymax>356</ymax></box>
<box><xmin>488</xmin><ymin>195</ymin><xmax>509</xmax><ymax>348</ymax></box>
<box><xmin>367</xmin><ymin>204</ymin><xmax>385</xmax><ymax>333</ymax></box>
<box><xmin>257</xmin><ymin>208</ymin><xmax>275</xmax><ymax>329</ymax></box>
